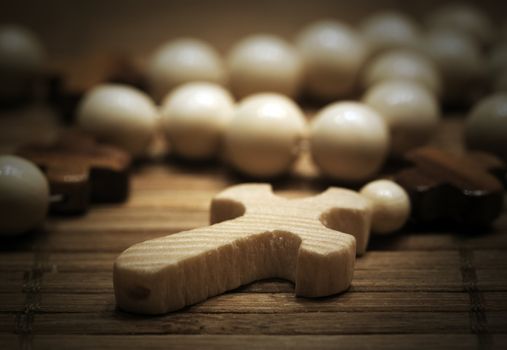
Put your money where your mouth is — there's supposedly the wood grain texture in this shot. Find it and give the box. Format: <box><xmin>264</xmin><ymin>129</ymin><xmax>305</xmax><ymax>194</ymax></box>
<box><xmin>0</xmin><ymin>117</ymin><xmax>506</xmax><ymax>350</ymax></box>
<box><xmin>114</xmin><ymin>183</ymin><xmax>373</xmax><ymax>314</ymax></box>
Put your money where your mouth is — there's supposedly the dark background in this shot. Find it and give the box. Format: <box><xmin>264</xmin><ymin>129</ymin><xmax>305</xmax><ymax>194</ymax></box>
<box><xmin>1</xmin><ymin>0</ymin><xmax>506</xmax><ymax>58</ymax></box>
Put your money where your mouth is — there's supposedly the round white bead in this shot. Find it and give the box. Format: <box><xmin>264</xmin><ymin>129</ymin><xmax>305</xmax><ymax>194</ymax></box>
<box><xmin>0</xmin><ymin>25</ymin><xmax>45</xmax><ymax>75</ymax></box>
<box><xmin>362</xmin><ymin>49</ymin><xmax>442</xmax><ymax>95</ymax></box>
<box><xmin>0</xmin><ymin>155</ymin><xmax>49</xmax><ymax>236</ymax></box>
<box><xmin>309</xmin><ymin>102</ymin><xmax>389</xmax><ymax>181</ymax></box>
<box><xmin>227</xmin><ymin>34</ymin><xmax>303</xmax><ymax>98</ymax></box>
<box><xmin>488</xmin><ymin>42</ymin><xmax>507</xmax><ymax>79</ymax></box>
<box><xmin>363</xmin><ymin>80</ymin><xmax>440</xmax><ymax>157</ymax></box>
<box><xmin>224</xmin><ymin>93</ymin><xmax>306</xmax><ymax>178</ymax></box>
<box><xmin>494</xmin><ymin>70</ymin><xmax>507</xmax><ymax>92</ymax></box>
<box><xmin>360</xmin><ymin>179</ymin><xmax>411</xmax><ymax>234</ymax></box>
<box><xmin>296</xmin><ymin>20</ymin><xmax>368</xmax><ymax>100</ymax></box>
<box><xmin>147</xmin><ymin>38</ymin><xmax>226</xmax><ymax>101</ymax></box>
<box><xmin>0</xmin><ymin>25</ymin><xmax>46</xmax><ymax>100</ymax></box>
<box><xmin>77</xmin><ymin>84</ymin><xmax>159</xmax><ymax>157</ymax></box>
<box><xmin>161</xmin><ymin>82</ymin><xmax>235</xmax><ymax>160</ymax></box>
<box><xmin>360</xmin><ymin>11</ymin><xmax>422</xmax><ymax>55</ymax></box>
<box><xmin>424</xmin><ymin>29</ymin><xmax>486</xmax><ymax>102</ymax></box>
<box><xmin>465</xmin><ymin>93</ymin><xmax>507</xmax><ymax>160</ymax></box>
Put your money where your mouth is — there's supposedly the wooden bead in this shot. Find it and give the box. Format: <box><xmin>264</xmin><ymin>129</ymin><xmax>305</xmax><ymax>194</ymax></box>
<box><xmin>363</xmin><ymin>80</ymin><xmax>440</xmax><ymax>157</ymax></box>
<box><xmin>425</xmin><ymin>3</ymin><xmax>494</xmax><ymax>47</ymax></box>
<box><xmin>362</xmin><ymin>49</ymin><xmax>442</xmax><ymax>96</ymax></box>
<box><xmin>465</xmin><ymin>93</ymin><xmax>507</xmax><ymax>161</ymax></box>
<box><xmin>360</xmin><ymin>179</ymin><xmax>410</xmax><ymax>234</ymax></box>
<box><xmin>360</xmin><ymin>11</ymin><xmax>422</xmax><ymax>55</ymax></box>
<box><xmin>161</xmin><ymin>82</ymin><xmax>235</xmax><ymax>160</ymax></box>
<box><xmin>309</xmin><ymin>102</ymin><xmax>389</xmax><ymax>181</ymax></box>
<box><xmin>0</xmin><ymin>155</ymin><xmax>49</xmax><ymax>235</ymax></box>
<box><xmin>147</xmin><ymin>38</ymin><xmax>226</xmax><ymax>101</ymax></box>
<box><xmin>224</xmin><ymin>93</ymin><xmax>306</xmax><ymax>178</ymax></box>
<box><xmin>77</xmin><ymin>84</ymin><xmax>159</xmax><ymax>157</ymax></box>
<box><xmin>17</xmin><ymin>131</ymin><xmax>131</xmax><ymax>215</ymax></box>
<box><xmin>296</xmin><ymin>20</ymin><xmax>368</xmax><ymax>100</ymax></box>
<box><xmin>394</xmin><ymin>147</ymin><xmax>505</xmax><ymax>227</ymax></box>
<box><xmin>227</xmin><ymin>34</ymin><xmax>303</xmax><ymax>98</ymax></box>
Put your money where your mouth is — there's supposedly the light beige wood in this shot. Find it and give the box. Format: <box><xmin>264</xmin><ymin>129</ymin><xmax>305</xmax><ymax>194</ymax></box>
<box><xmin>114</xmin><ymin>183</ymin><xmax>371</xmax><ymax>314</ymax></box>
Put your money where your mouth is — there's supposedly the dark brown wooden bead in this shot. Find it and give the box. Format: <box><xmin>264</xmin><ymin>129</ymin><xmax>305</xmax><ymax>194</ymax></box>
<box><xmin>394</xmin><ymin>147</ymin><xmax>505</xmax><ymax>228</ymax></box>
<box><xmin>16</xmin><ymin>131</ymin><xmax>131</xmax><ymax>215</ymax></box>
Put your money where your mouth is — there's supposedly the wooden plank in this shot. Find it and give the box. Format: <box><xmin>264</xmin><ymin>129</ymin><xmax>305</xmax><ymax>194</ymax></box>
<box><xmin>34</xmin><ymin>292</ymin><xmax>470</xmax><ymax>314</ymax></box>
<box><xmin>477</xmin><ymin>269</ymin><xmax>507</xmax><ymax>291</ymax></box>
<box><xmin>31</xmin><ymin>312</ymin><xmax>471</xmax><ymax>335</ymax></box>
<box><xmin>29</xmin><ymin>251</ymin><xmax>460</xmax><ymax>273</ymax></box>
<box><xmin>122</xmin><ymin>189</ymin><xmax>216</xmax><ymax>209</ymax></box>
<box><xmin>487</xmin><ymin>312</ymin><xmax>507</xmax><ymax>333</ymax></box>
<box><xmin>484</xmin><ymin>292</ymin><xmax>507</xmax><ymax>311</ymax></box>
<box><xmin>9</xmin><ymin>291</ymin><xmax>507</xmax><ymax>318</ymax></box>
<box><xmin>46</xmin><ymin>208</ymin><xmax>209</xmax><ymax>232</ymax></box>
<box><xmin>357</xmin><ymin>251</ymin><xmax>461</xmax><ymax>269</ymax></box>
<box><xmin>30</xmin><ymin>334</ymin><xmax>482</xmax><ymax>350</ymax></box>
<box><xmin>0</xmin><ymin>335</ymin><xmax>18</xmax><ymax>349</ymax></box>
<box><xmin>475</xmin><ymin>250</ymin><xmax>507</xmax><ymax>269</ymax></box>
<box><xmin>368</xmin><ymin>230</ymin><xmax>507</xmax><ymax>250</ymax></box>
<box><xmin>0</xmin><ymin>253</ymin><xmax>33</xmax><ymax>271</ymax></box>
<box><xmin>0</xmin><ymin>249</ymin><xmax>492</xmax><ymax>274</ymax></box>
<box><xmin>34</xmin><ymin>229</ymin><xmax>507</xmax><ymax>253</ymax></box>
<box><xmin>44</xmin><ymin>251</ymin><xmax>460</xmax><ymax>272</ymax></box>
<box><xmin>44</xmin><ymin>230</ymin><xmax>175</xmax><ymax>253</ymax></box>
<box><xmin>0</xmin><ymin>294</ymin><xmax>24</xmax><ymax>312</ymax></box>
<box><xmin>0</xmin><ymin>272</ymin><xmax>24</xmax><ymax>293</ymax></box>
<box><xmin>130</xmin><ymin>167</ymin><xmax>229</xmax><ymax>191</ymax></box>
<box><xmin>38</xmin><ymin>268</ymin><xmax>464</xmax><ymax>294</ymax></box>
<box><xmin>0</xmin><ymin>314</ymin><xmax>16</xmax><ymax>333</ymax></box>
<box><xmin>41</xmin><ymin>272</ymin><xmax>113</xmax><ymax>294</ymax></box>
<box><xmin>351</xmin><ymin>269</ymin><xmax>463</xmax><ymax>292</ymax></box>
<box><xmin>16</xmin><ymin>229</ymin><xmax>504</xmax><ymax>255</ymax></box>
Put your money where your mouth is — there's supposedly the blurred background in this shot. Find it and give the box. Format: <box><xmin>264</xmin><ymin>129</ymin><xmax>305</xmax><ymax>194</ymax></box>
<box><xmin>1</xmin><ymin>0</ymin><xmax>506</xmax><ymax>58</ymax></box>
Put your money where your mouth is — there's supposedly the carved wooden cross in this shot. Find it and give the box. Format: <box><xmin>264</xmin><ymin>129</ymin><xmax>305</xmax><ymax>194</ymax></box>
<box><xmin>114</xmin><ymin>183</ymin><xmax>372</xmax><ymax>314</ymax></box>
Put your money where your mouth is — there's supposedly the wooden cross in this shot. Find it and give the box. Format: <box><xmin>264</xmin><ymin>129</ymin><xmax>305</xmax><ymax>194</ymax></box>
<box><xmin>17</xmin><ymin>131</ymin><xmax>131</xmax><ymax>214</ymax></box>
<box><xmin>114</xmin><ymin>183</ymin><xmax>372</xmax><ymax>314</ymax></box>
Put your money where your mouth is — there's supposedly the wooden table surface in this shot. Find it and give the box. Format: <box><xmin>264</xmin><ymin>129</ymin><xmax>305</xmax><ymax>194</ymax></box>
<box><xmin>0</xmin><ymin>115</ymin><xmax>506</xmax><ymax>349</ymax></box>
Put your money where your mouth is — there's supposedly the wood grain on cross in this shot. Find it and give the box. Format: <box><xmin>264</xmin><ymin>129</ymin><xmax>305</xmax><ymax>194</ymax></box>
<box><xmin>17</xmin><ymin>131</ymin><xmax>131</xmax><ymax>214</ymax></box>
<box><xmin>114</xmin><ymin>183</ymin><xmax>372</xmax><ymax>314</ymax></box>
